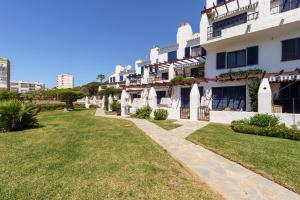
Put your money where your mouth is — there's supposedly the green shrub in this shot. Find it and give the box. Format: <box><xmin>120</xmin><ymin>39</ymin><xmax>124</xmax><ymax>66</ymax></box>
<box><xmin>74</xmin><ymin>103</ymin><xmax>86</xmax><ymax>110</ymax></box>
<box><xmin>57</xmin><ymin>90</ymin><xmax>84</xmax><ymax>110</ymax></box>
<box><xmin>154</xmin><ymin>109</ymin><xmax>168</xmax><ymax>120</ymax></box>
<box><xmin>36</xmin><ymin>102</ymin><xmax>65</xmax><ymax>112</ymax></box>
<box><xmin>0</xmin><ymin>100</ymin><xmax>39</xmax><ymax>132</ymax></box>
<box><xmin>0</xmin><ymin>90</ymin><xmax>20</xmax><ymax>100</ymax></box>
<box><xmin>89</xmin><ymin>105</ymin><xmax>99</xmax><ymax>109</ymax></box>
<box><xmin>110</xmin><ymin>101</ymin><xmax>120</xmax><ymax>112</ymax></box>
<box><xmin>132</xmin><ymin>106</ymin><xmax>152</xmax><ymax>119</ymax></box>
<box><xmin>249</xmin><ymin>114</ymin><xmax>279</xmax><ymax>127</ymax></box>
<box><xmin>231</xmin><ymin>120</ymin><xmax>300</xmax><ymax>141</ymax></box>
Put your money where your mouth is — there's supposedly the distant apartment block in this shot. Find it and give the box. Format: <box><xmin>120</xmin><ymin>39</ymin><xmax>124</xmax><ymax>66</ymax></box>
<box><xmin>57</xmin><ymin>73</ymin><xmax>74</xmax><ymax>89</ymax></box>
<box><xmin>10</xmin><ymin>81</ymin><xmax>45</xmax><ymax>94</ymax></box>
<box><xmin>0</xmin><ymin>57</ymin><xmax>10</xmax><ymax>90</ymax></box>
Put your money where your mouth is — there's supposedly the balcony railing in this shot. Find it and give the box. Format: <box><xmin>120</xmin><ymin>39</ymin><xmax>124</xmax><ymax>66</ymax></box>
<box><xmin>271</xmin><ymin>0</ymin><xmax>300</xmax><ymax>14</ymax></box>
<box><xmin>207</xmin><ymin>12</ymin><xmax>259</xmax><ymax>40</ymax></box>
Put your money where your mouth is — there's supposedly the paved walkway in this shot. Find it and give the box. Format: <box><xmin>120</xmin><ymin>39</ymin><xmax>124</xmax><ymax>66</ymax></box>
<box><xmin>170</xmin><ymin>120</ymin><xmax>209</xmax><ymax>138</ymax></box>
<box><xmin>95</xmin><ymin>109</ymin><xmax>300</xmax><ymax>200</ymax></box>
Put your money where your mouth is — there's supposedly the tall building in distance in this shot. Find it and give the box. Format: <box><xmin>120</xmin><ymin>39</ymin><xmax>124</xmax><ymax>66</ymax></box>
<box><xmin>0</xmin><ymin>57</ymin><xmax>10</xmax><ymax>90</ymax></box>
<box><xmin>10</xmin><ymin>81</ymin><xmax>45</xmax><ymax>94</ymax></box>
<box><xmin>57</xmin><ymin>73</ymin><xmax>74</xmax><ymax>89</ymax></box>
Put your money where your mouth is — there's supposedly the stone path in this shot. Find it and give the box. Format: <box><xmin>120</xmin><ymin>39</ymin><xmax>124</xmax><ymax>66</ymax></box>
<box><xmin>170</xmin><ymin>120</ymin><xmax>209</xmax><ymax>138</ymax></box>
<box><xmin>95</xmin><ymin>109</ymin><xmax>300</xmax><ymax>200</ymax></box>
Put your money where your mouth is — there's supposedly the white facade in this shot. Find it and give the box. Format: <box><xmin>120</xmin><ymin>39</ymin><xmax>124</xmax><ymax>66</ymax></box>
<box><xmin>0</xmin><ymin>57</ymin><xmax>10</xmax><ymax>90</ymax></box>
<box><xmin>10</xmin><ymin>81</ymin><xmax>46</xmax><ymax>94</ymax></box>
<box><xmin>201</xmin><ymin>0</ymin><xmax>300</xmax><ymax>78</ymax></box>
<box><xmin>57</xmin><ymin>73</ymin><xmax>74</xmax><ymax>89</ymax></box>
<box><xmin>108</xmin><ymin>64</ymin><xmax>133</xmax><ymax>84</ymax></box>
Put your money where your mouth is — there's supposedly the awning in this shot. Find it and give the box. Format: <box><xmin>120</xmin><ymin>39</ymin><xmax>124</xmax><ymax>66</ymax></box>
<box><xmin>269</xmin><ymin>74</ymin><xmax>300</xmax><ymax>83</ymax></box>
<box><xmin>144</xmin><ymin>56</ymin><xmax>205</xmax><ymax>71</ymax></box>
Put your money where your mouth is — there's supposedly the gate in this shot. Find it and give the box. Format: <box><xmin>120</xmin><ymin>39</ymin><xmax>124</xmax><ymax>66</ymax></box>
<box><xmin>199</xmin><ymin>106</ymin><xmax>210</xmax><ymax>121</ymax></box>
<box><xmin>180</xmin><ymin>108</ymin><xmax>190</xmax><ymax>119</ymax></box>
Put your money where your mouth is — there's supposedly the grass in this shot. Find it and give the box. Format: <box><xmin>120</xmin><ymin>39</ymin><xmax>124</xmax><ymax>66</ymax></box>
<box><xmin>149</xmin><ymin>119</ymin><xmax>182</xmax><ymax>130</ymax></box>
<box><xmin>187</xmin><ymin>123</ymin><xmax>300</xmax><ymax>194</ymax></box>
<box><xmin>0</xmin><ymin>110</ymin><xmax>220</xmax><ymax>200</ymax></box>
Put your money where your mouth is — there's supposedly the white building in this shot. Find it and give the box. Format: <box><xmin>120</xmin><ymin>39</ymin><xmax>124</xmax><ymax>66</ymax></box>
<box><xmin>0</xmin><ymin>57</ymin><xmax>10</xmax><ymax>90</ymax></box>
<box><xmin>57</xmin><ymin>73</ymin><xmax>74</xmax><ymax>89</ymax></box>
<box><xmin>108</xmin><ymin>65</ymin><xmax>134</xmax><ymax>84</ymax></box>
<box><xmin>108</xmin><ymin>0</ymin><xmax>300</xmax><ymax>126</ymax></box>
<box><xmin>10</xmin><ymin>81</ymin><xmax>45</xmax><ymax>94</ymax></box>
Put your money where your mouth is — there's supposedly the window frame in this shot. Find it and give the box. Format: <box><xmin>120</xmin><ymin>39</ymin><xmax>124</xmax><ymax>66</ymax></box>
<box><xmin>282</xmin><ymin>38</ymin><xmax>300</xmax><ymax>61</ymax></box>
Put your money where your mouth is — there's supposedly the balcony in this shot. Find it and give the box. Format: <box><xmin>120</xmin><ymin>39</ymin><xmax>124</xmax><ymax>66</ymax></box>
<box><xmin>207</xmin><ymin>12</ymin><xmax>259</xmax><ymax>40</ymax></box>
<box><xmin>271</xmin><ymin>0</ymin><xmax>300</xmax><ymax>14</ymax></box>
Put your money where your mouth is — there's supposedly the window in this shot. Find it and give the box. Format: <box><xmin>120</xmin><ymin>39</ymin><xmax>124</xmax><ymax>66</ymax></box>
<box><xmin>282</xmin><ymin>38</ymin><xmax>300</xmax><ymax>61</ymax></box>
<box><xmin>227</xmin><ymin>50</ymin><xmax>246</xmax><ymax>68</ymax></box>
<box><xmin>157</xmin><ymin>91</ymin><xmax>166</xmax><ymax>104</ymax></box>
<box><xmin>216</xmin><ymin>46</ymin><xmax>259</xmax><ymax>69</ymax></box>
<box><xmin>212</xmin><ymin>86</ymin><xmax>246</xmax><ymax>111</ymax></box>
<box><xmin>141</xmin><ymin>66</ymin><xmax>144</xmax><ymax>75</ymax></box>
<box><xmin>161</xmin><ymin>72</ymin><xmax>169</xmax><ymax>80</ymax></box>
<box><xmin>191</xmin><ymin>46</ymin><xmax>201</xmax><ymax>57</ymax></box>
<box><xmin>185</xmin><ymin>47</ymin><xmax>190</xmax><ymax>58</ymax></box>
<box><xmin>168</xmin><ymin>51</ymin><xmax>177</xmax><ymax>62</ymax></box>
<box><xmin>201</xmin><ymin>47</ymin><xmax>207</xmax><ymax>57</ymax></box>
<box><xmin>216</xmin><ymin>52</ymin><xmax>226</xmax><ymax>69</ymax></box>
<box><xmin>181</xmin><ymin>87</ymin><xmax>191</xmax><ymax>108</ymax></box>
<box><xmin>120</xmin><ymin>75</ymin><xmax>123</xmax><ymax>82</ymax></box>
<box><xmin>213</xmin><ymin>13</ymin><xmax>247</xmax><ymax>33</ymax></box>
<box><xmin>190</xmin><ymin>68</ymin><xmax>204</xmax><ymax>78</ymax></box>
<box><xmin>247</xmin><ymin>46</ymin><xmax>259</xmax><ymax>65</ymax></box>
<box><xmin>217</xmin><ymin>0</ymin><xmax>225</xmax><ymax>5</ymax></box>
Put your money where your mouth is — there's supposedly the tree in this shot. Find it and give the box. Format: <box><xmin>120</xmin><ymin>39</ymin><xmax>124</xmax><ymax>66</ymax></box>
<box><xmin>97</xmin><ymin>74</ymin><xmax>105</xmax><ymax>83</ymax></box>
<box><xmin>57</xmin><ymin>90</ymin><xmax>84</xmax><ymax>110</ymax></box>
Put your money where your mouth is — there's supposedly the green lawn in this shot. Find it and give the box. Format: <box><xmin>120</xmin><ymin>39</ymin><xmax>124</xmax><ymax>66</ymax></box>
<box><xmin>0</xmin><ymin>110</ymin><xmax>220</xmax><ymax>200</ymax></box>
<box><xmin>149</xmin><ymin>119</ymin><xmax>182</xmax><ymax>130</ymax></box>
<box><xmin>187</xmin><ymin>123</ymin><xmax>300</xmax><ymax>194</ymax></box>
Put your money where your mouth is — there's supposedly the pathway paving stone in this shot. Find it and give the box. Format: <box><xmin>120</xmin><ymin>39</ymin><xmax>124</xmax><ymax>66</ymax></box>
<box><xmin>95</xmin><ymin>109</ymin><xmax>300</xmax><ymax>200</ymax></box>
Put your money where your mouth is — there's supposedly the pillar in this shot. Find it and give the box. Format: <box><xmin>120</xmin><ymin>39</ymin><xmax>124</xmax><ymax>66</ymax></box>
<box><xmin>121</xmin><ymin>89</ymin><xmax>128</xmax><ymax>117</ymax></box>
<box><xmin>125</xmin><ymin>78</ymin><xmax>130</xmax><ymax>86</ymax></box>
<box><xmin>168</xmin><ymin>64</ymin><xmax>176</xmax><ymax>81</ymax></box>
<box><xmin>190</xmin><ymin>84</ymin><xmax>200</xmax><ymax>121</ymax></box>
<box><xmin>84</xmin><ymin>96</ymin><xmax>90</xmax><ymax>109</ymax></box>
<box><xmin>258</xmin><ymin>78</ymin><xmax>272</xmax><ymax>114</ymax></box>
<box><xmin>148</xmin><ymin>87</ymin><xmax>157</xmax><ymax>110</ymax></box>
<box><xmin>101</xmin><ymin>96</ymin><xmax>105</xmax><ymax>110</ymax></box>
<box><xmin>108</xmin><ymin>94</ymin><xmax>113</xmax><ymax>112</ymax></box>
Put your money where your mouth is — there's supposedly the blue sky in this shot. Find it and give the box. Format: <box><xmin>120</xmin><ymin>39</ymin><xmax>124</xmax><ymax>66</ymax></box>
<box><xmin>0</xmin><ymin>0</ymin><xmax>204</xmax><ymax>88</ymax></box>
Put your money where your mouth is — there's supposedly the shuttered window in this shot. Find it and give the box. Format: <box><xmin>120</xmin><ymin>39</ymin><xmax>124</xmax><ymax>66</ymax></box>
<box><xmin>282</xmin><ymin>38</ymin><xmax>300</xmax><ymax>61</ymax></box>
<box><xmin>216</xmin><ymin>52</ymin><xmax>226</xmax><ymax>69</ymax></box>
<box><xmin>227</xmin><ymin>50</ymin><xmax>246</xmax><ymax>68</ymax></box>
<box><xmin>247</xmin><ymin>46</ymin><xmax>259</xmax><ymax>65</ymax></box>
<box><xmin>185</xmin><ymin>47</ymin><xmax>190</xmax><ymax>58</ymax></box>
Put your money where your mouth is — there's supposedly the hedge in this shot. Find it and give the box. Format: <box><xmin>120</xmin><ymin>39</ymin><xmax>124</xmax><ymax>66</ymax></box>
<box><xmin>231</xmin><ymin>120</ymin><xmax>300</xmax><ymax>141</ymax></box>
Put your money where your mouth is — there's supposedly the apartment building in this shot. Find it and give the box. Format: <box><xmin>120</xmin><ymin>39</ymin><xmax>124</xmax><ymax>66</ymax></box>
<box><xmin>57</xmin><ymin>73</ymin><xmax>74</xmax><ymax>89</ymax></box>
<box><xmin>10</xmin><ymin>81</ymin><xmax>45</xmax><ymax>93</ymax></box>
<box><xmin>199</xmin><ymin>0</ymin><xmax>300</xmax><ymax>115</ymax></box>
<box><xmin>0</xmin><ymin>57</ymin><xmax>10</xmax><ymax>90</ymax></box>
<box><xmin>106</xmin><ymin>0</ymin><xmax>300</xmax><ymax>125</ymax></box>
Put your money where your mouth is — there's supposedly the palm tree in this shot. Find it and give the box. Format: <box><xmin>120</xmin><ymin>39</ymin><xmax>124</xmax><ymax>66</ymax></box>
<box><xmin>97</xmin><ymin>74</ymin><xmax>105</xmax><ymax>83</ymax></box>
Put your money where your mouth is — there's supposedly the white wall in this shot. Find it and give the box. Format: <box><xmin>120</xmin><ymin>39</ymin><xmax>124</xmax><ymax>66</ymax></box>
<box><xmin>210</xmin><ymin>111</ymin><xmax>300</xmax><ymax>128</ymax></box>
<box><xmin>201</xmin><ymin>1</ymin><xmax>300</xmax><ymax>45</ymax></box>
<box><xmin>204</xmin><ymin>30</ymin><xmax>300</xmax><ymax>78</ymax></box>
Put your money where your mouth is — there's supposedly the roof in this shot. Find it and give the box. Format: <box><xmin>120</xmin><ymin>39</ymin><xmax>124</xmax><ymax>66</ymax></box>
<box><xmin>144</xmin><ymin>56</ymin><xmax>206</xmax><ymax>71</ymax></box>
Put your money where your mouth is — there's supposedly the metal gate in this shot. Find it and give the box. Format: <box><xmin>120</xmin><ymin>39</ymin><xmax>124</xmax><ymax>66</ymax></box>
<box><xmin>199</xmin><ymin>106</ymin><xmax>210</xmax><ymax>121</ymax></box>
<box><xmin>180</xmin><ymin>108</ymin><xmax>190</xmax><ymax>119</ymax></box>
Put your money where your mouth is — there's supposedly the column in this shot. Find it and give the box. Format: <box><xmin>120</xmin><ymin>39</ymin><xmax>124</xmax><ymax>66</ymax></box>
<box><xmin>258</xmin><ymin>78</ymin><xmax>272</xmax><ymax>114</ymax></box>
<box><xmin>121</xmin><ymin>89</ymin><xmax>128</xmax><ymax>117</ymax></box>
<box><xmin>108</xmin><ymin>94</ymin><xmax>113</xmax><ymax>112</ymax></box>
<box><xmin>148</xmin><ymin>87</ymin><xmax>157</xmax><ymax>111</ymax></box>
<box><xmin>190</xmin><ymin>83</ymin><xmax>200</xmax><ymax>121</ymax></box>
<box><xmin>168</xmin><ymin>64</ymin><xmax>176</xmax><ymax>81</ymax></box>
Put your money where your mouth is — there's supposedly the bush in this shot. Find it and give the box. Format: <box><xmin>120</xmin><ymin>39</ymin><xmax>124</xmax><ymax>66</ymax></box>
<box><xmin>249</xmin><ymin>114</ymin><xmax>279</xmax><ymax>127</ymax></box>
<box><xmin>36</xmin><ymin>102</ymin><xmax>65</xmax><ymax>112</ymax></box>
<box><xmin>154</xmin><ymin>109</ymin><xmax>168</xmax><ymax>120</ymax></box>
<box><xmin>89</xmin><ymin>105</ymin><xmax>99</xmax><ymax>109</ymax></box>
<box><xmin>0</xmin><ymin>100</ymin><xmax>39</xmax><ymax>132</ymax></box>
<box><xmin>57</xmin><ymin>90</ymin><xmax>84</xmax><ymax>110</ymax></box>
<box><xmin>0</xmin><ymin>90</ymin><xmax>20</xmax><ymax>100</ymax></box>
<box><xmin>231</xmin><ymin>120</ymin><xmax>300</xmax><ymax>141</ymax></box>
<box><xmin>132</xmin><ymin>106</ymin><xmax>152</xmax><ymax>119</ymax></box>
<box><xmin>110</xmin><ymin>101</ymin><xmax>120</xmax><ymax>112</ymax></box>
